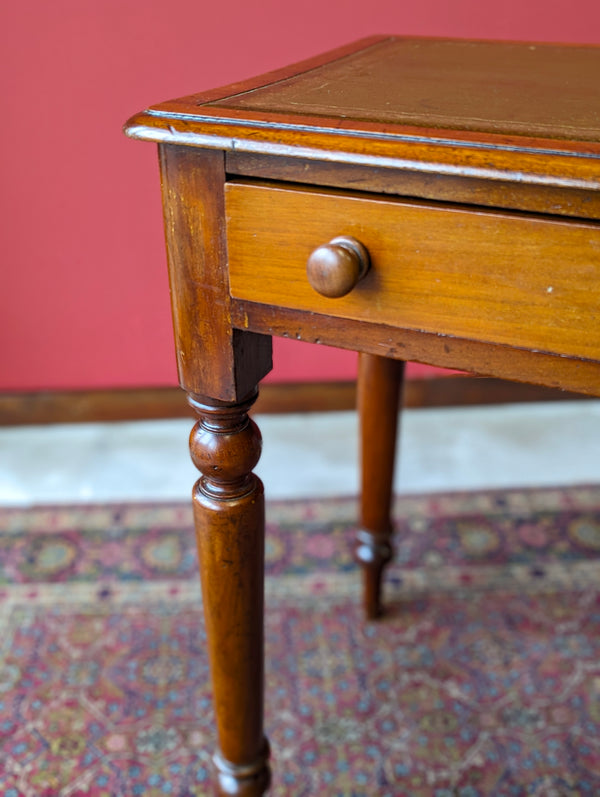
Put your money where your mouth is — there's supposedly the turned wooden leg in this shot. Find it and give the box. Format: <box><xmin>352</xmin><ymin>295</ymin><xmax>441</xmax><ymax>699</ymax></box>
<box><xmin>355</xmin><ymin>354</ymin><xmax>405</xmax><ymax>619</ymax></box>
<box><xmin>188</xmin><ymin>390</ymin><xmax>270</xmax><ymax>796</ymax></box>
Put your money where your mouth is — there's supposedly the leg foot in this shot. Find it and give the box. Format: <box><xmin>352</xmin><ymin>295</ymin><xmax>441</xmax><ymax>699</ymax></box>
<box><xmin>214</xmin><ymin>740</ymin><xmax>271</xmax><ymax>795</ymax></box>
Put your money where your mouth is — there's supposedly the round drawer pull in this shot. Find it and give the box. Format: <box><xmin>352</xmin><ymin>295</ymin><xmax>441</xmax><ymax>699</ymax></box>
<box><xmin>306</xmin><ymin>236</ymin><xmax>370</xmax><ymax>298</ymax></box>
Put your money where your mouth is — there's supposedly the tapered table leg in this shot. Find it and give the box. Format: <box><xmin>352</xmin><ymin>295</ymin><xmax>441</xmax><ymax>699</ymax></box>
<box><xmin>355</xmin><ymin>354</ymin><xmax>405</xmax><ymax>619</ymax></box>
<box><xmin>189</xmin><ymin>390</ymin><xmax>270</xmax><ymax>796</ymax></box>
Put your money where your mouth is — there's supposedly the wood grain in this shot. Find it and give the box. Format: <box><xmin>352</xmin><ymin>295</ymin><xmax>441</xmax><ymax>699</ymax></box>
<box><xmin>158</xmin><ymin>146</ymin><xmax>272</xmax><ymax>402</ymax></box>
<box><xmin>231</xmin><ymin>301</ymin><xmax>600</xmax><ymax>396</ymax></box>
<box><xmin>226</xmin><ymin>152</ymin><xmax>600</xmax><ymax>220</ymax></box>
<box><xmin>227</xmin><ymin>181</ymin><xmax>600</xmax><ymax>361</ymax></box>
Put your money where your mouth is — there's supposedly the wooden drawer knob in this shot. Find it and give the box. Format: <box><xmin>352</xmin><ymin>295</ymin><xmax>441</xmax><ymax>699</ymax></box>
<box><xmin>306</xmin><ymin>236</ymin><xmax>370</xmax><ymax>298</ymax></box>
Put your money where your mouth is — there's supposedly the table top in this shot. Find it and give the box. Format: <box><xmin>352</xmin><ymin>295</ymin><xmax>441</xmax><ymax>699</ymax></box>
<box><xmin>127</xmin><ymin>37</ymin><xmax>600</xmax><ymax>397</ymax></box>
<box><xmin>125</xmin><ymin>37</ymin><xmax>600</xmax><ymax>190</ymax></box>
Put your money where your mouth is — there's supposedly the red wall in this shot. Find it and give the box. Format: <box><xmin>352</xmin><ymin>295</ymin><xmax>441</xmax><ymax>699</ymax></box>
<box><xmin>2</xmin><ymin>0</ymin><xmax>600</xmax><ymax>391</ymax></box>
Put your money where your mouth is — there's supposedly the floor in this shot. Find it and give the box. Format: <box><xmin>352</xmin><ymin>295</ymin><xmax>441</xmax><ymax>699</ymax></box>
<box><xmin>1</xmin><ymin>400</ymin><xmax>599</xmax><ymax>505</ymax></box>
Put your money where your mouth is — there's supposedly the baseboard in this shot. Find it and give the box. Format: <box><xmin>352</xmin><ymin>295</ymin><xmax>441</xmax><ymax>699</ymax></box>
<box><xmin>0</xmin><ymin>377</ymin><xmax>589</xmax><ymax>426</ymax></box>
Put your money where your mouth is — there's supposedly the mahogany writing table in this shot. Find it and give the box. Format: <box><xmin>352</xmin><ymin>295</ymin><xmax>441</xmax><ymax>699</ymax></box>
<box><xmin>125</xmin><ymin>37</ymin><xmax>600</xmax><ymax>795</ymax></box>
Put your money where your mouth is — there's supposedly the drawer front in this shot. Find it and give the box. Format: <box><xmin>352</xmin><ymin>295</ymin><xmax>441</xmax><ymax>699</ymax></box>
<box><xmin>226</xmin><ymin>182</ymin><xmax>600</xmax><ymax>360</ymax></box>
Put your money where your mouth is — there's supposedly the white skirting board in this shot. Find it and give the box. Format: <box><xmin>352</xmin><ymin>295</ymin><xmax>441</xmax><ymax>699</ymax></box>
<box><xmin>0</xmin><ymin>401</ymin><xmax>599</xmax><ymax>505</ymax></box>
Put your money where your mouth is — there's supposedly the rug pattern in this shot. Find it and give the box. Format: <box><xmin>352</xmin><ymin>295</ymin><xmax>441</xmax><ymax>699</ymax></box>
<box><xmin>1</xmin><ymin>486</ymin><xmax>600</xmax><ymax>795</ymax></box>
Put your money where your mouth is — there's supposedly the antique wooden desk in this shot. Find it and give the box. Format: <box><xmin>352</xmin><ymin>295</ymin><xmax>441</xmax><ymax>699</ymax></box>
<box><xmin>125</xmin><ymin>37</ymin><xmax>600</xmax><ymax>795</ymax></box>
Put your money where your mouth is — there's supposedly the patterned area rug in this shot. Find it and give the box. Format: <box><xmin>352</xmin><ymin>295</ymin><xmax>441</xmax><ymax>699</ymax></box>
<box><xmin>1</xmin><ymin>486</ymin><xmax>600</xmax><ymax>796</ymax></box>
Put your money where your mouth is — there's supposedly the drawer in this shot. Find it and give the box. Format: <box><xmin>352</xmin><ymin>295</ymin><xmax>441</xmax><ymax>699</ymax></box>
<box><xmin>225</xmin><ymin>182</ymin><xmax>600</xmax><ymax>360</ymax></box>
